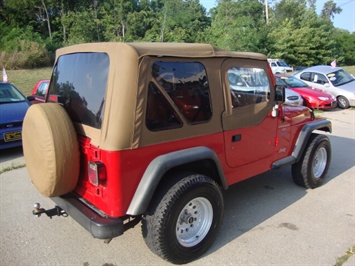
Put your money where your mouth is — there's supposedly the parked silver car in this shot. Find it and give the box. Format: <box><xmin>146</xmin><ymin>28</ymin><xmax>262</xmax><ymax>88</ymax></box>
<box><xmin>293</xmin><ymin>65</ymin><xmax>355</xmax><ymax>108</ymax></box>
<box><xmin>284</xmin><ymin>88</ymin><xmax>304</xmax><ymax>106</ymax></box>
<box><xmin>275</xmin><ymin>76</ymin><xmax>304</xmax><ymax>106</ymax></box>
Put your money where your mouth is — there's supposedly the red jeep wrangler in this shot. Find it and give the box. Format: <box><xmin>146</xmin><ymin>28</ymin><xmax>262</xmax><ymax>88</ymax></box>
<box><xmin>23</xmin><ymin>42</ymin><xmax>331</xmax><ymax>264</ymax></box>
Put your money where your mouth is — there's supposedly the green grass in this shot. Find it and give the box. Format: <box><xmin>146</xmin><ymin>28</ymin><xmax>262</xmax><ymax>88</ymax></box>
<box><xmin>343</xmin><ymin>66</ymin><xmax>355</xmax><ymax>76</ymax></box>
<box><xmin>0</xmin><ymin>162</ymin><xmax>26</xmax><ymax>175</ymax></box>
<box><xmin>335</xmin><ymin>245</ymin><xmax>355</xmax><ymax>266</ymax></box>
<box><xmin>6</xmin><ymin>67</ymin><xmax>52</xmax><ymax>96</ymax></box>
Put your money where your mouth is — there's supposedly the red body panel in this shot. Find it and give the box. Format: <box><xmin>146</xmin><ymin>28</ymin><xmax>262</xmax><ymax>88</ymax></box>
<box><xmin>224</xmin><ymin>112</ymin><xmax>278</xmax><ymax>168</ymax></box>
<box><xmin>76</xmin><ymin>133</ymin><xmax>226</xmax><ymax>217</ymax></box>
<box><xmin>75</xmin><ymin>105</ymin><xmax>315</xmax><ymax>218</ymax></box>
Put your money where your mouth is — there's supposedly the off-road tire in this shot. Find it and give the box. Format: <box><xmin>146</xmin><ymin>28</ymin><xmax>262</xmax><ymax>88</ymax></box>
<box><xmin>292</xmin><ymin>134</ymin><xmax>331</xmax><ymax>188</ymax></box>
<box><xmin>142</xmin><ymin>173</ymin><xmax>224</xmax><ymax>264</ymax></box>
<box><xmin>22</xmin><ymin>103</ymin><xmax>80</xmax><ymax>197</ymax></box>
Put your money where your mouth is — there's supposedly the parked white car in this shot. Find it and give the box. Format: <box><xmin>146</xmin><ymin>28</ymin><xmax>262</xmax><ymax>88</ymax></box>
<box><xmin>293</xmin><ymin>65</ymin><xmax>355</xmax><ymax>109</ymax></box>
<box><xmin>268</xmin><ymin>59</ymin><xmax>293</xmax><ymax>74</ymax></box>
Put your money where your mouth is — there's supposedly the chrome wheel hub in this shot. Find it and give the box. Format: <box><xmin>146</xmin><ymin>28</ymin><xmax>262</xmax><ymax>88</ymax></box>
<box><xmin>176</xmin><ymin>197</ymin><xmax>213</xmax><ymax>247</ymax></box>
<box><xmin>313</xmin><ymin>147</ymin><xmax>327</xmax><ymax>179</ymax></box>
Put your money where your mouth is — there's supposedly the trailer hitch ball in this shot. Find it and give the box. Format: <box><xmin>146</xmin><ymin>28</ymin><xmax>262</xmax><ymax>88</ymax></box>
<box><xmin>33</xmin><ymin>203</ymin><xmax>42</xmax><ymax>216</ymax></box>
<box><xmin>32</xmin><ymin>203</ymin><xmax>68</xmax><ymax>218</ymax></box>
<box><xmin>33</xmin><ymin>203</ymin><xmax>44</xmax><ymax>217</ymax></box>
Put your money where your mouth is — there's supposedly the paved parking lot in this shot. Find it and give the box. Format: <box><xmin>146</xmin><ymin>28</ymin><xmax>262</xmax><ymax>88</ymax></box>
<box><xmin>0</xmin><ymin>146</ymin><xmax>25</xmax><ymax>169</ymax></box>
<box><xmin>0</xmin><ymin>108</ymin><xmax>354</xmax><ymax>265</ymax></box>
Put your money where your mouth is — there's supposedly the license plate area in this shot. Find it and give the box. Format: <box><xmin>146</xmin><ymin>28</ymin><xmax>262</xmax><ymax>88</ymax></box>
<box><xmin>4</xmin><ymin>131</ymin><xmax>22</xmax><ymax>142</ymax></box>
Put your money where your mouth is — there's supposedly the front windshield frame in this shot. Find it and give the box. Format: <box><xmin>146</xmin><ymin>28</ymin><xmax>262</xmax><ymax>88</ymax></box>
<box><xmin>327</xmin><ymin>69</ymin><xmax>354</xmax><ymax>87</ymax></box>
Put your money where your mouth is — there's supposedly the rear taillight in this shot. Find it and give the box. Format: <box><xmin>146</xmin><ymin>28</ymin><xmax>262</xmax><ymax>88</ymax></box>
<box><xmin>88</xmin><ymin>161</ymin><xmax>106</xmax><ymax>186</ymax></box>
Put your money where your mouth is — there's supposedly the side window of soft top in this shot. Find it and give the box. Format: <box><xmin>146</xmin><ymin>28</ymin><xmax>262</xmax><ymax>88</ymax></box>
<box><xmin>146</xmin><ymin>82</ymin><xmax>183</xmax><ymax>131</ymax></box>
<box><xmin>148</xmin><ymin>61</ymin><xmax>212</xmax><ymax>127</ymax></box>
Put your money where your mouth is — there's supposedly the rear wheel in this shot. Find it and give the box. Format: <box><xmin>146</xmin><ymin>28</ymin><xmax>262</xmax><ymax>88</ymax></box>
<box><xmin>337</xmin><ymin>96</ymin><xmax>349</xmax><ymax>109</ymax></box>
<box><xmin>292</xmin><ymin>134</ymin><xmax>331</xmax><ymax>188</ymax></box>
<box><xmin>142</xmin><ymin>173</ymin><xmax>224</xmax><ymax>264</ymax></box>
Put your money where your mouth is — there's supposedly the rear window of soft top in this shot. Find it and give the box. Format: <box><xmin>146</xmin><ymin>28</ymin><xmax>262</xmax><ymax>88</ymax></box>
<box><xmin>48</xmin><ymin>52</ymin><xmax>109</xmax><ymax>129</ymax></box>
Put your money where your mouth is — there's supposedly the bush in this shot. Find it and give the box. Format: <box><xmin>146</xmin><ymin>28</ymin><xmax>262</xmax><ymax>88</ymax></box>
<box><xmin>0</xmin><ymin>25</ymin><xmax>53</xmax><ymax>69</ymax></box>
<box><xmin>0</xmin><ymin>43</ymin><xmax>51</xmax><ymax>69</ymax></box>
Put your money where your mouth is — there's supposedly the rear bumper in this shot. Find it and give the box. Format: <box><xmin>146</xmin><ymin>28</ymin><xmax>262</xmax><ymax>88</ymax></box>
<box><xmin>51</xmin><ymin>194</ymin><xmax>124</xmax><ymax>239</ymax></box>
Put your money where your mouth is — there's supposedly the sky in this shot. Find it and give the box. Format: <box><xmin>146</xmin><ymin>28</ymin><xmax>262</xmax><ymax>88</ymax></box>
<box><xmin>199</xmin><ymin>0</ymin><xmax>355</xmax><ymax>33</ymax></box>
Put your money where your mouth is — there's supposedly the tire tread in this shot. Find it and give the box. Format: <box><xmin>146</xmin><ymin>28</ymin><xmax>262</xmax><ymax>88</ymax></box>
<box><xmin>142</xmin><ymin>173</ymin><xmax>223</xmax><ymax>264</ymax></box>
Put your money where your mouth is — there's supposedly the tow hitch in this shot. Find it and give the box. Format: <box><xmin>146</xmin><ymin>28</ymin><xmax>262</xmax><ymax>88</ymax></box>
<box><xmin>32</xmin><ymin>203</ymin><xmax>68</xmax><ymax>218</ymax></box>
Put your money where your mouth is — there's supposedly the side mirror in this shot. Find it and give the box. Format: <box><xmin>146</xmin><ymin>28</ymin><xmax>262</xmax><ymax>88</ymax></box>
<box><xmin>275</xmin><ymin>85</ymin><xmax>285</xmax><ymax>103</ymax></box>
<box><xmin>324</xmin><ymin>83</ymin><xmax>330</xmax><ymax>88</ymax></box>
<box><xmin>27</xmin><ymin>95</ymin><xmax>35</xmax><ymax>101</ymax></box>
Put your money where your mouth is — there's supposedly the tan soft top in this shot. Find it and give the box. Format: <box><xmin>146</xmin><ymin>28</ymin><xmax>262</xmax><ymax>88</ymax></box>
<box><xmin>54</xmin><ymin>42</ymin><xmax>268</xmax><ymax>151</ymax></box>
<box><xmin>56</xmin><ymin>42</ymin><xmax>267</xmax><ymax>60</ymax></box>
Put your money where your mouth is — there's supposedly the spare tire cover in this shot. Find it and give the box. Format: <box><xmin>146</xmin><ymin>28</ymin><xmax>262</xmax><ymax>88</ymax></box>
<box><xmin>22</xmin><ymin>103</ymin><xmax>80</xmax><ymax>197</ymax></box>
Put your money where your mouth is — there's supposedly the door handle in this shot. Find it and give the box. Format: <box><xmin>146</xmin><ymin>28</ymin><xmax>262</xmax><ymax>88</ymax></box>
<box><xmin>232</xmin><ymin>134</ymin><xmax>241</xmax><ymax>142</ymax></box>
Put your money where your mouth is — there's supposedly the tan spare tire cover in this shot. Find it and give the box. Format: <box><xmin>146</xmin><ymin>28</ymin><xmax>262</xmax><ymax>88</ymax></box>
<box><xmin>22</xmin><ymin>103</ymin><xmax>80</xmax><ymax>197</ymax></box>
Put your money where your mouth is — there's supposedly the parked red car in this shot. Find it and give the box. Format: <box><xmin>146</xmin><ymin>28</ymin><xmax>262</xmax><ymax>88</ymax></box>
<box><xmin>31</xmin><ymin>79</ymin><xmax>50</xmax><ymax>103</ymax></box>
<box><xmin>275</xmin><ymin>75</ymin><xmax>337</xmax><ymax>109</ymax></box>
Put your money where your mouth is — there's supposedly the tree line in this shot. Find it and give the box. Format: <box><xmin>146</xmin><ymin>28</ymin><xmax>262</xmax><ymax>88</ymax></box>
<box><xmin>0</xmin><ymin>0</ymin><xmax>354</xmax><ymax>69</ymax></box>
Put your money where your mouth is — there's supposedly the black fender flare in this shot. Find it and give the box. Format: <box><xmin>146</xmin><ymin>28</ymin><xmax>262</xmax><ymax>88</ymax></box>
<box><xmin>126</xmin><ymin>146</ymin><xmax>227</xmax><ymax>216</ymax></box>
<box><xmin>272</xmin><ymin>119</ymin><xmax>332</xmax><ymax>169</ymax></box>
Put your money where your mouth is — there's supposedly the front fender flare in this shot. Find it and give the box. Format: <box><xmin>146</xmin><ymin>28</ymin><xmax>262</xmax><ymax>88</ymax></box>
<box><xmin>126</xmin><ymin>146</ymin><xmax>227</xmax><ymax>216</ymax></box>
<box><xmin>272</xmin><ymin>119</ymin><xmax>332</xmax><ymax>169</ymax></box>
